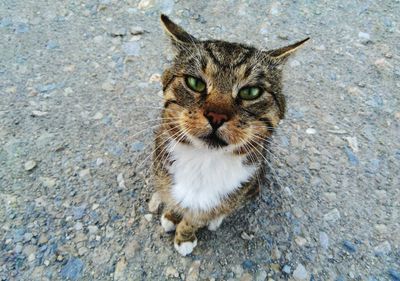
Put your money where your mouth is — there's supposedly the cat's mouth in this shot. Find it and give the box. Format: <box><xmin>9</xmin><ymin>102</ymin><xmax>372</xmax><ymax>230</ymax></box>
<box><xmin>200</xmin><ymin>132</ymin><xmax>228</xmax><ymax>148</ymax></box>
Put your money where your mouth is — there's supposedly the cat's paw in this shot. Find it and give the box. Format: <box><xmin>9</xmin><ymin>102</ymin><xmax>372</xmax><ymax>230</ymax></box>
<box><xmin>161</xmin><ymin>214</ymin><xmax>176</xmax><ymax>232</ymax></box>
<box><xmin>207</xmin><ymin>215</ymin><xmax>225</xmax><ymax>231</ymax></box>
<box><xmin>174</xmin><ymin>240</ymin><xmax>197</xmax><ymax>256</ymax></box>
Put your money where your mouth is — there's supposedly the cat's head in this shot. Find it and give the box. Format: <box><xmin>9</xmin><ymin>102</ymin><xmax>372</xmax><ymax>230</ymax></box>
<box><xmin>160</xmin><ymin>14</ymin><xmax>308</xmax><ymax>152</ymax></box>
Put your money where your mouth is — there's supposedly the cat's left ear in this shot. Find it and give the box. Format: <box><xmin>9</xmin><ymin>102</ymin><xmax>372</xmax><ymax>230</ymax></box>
<box><xmin>160</xmin><ymin>14</ymin><xmax>198</xmax><ymax>45</ymax></box>
<box><xmin>268</xmin><ymin>37</ymin><xmax>310</xmax><ymax>62</ymax></box>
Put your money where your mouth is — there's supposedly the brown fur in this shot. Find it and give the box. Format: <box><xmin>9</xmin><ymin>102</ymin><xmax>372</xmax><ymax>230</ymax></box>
<box><xmin>151</xmin><ymin>14</ymin><xmax>308</xmax><ymax>254</ymax></box>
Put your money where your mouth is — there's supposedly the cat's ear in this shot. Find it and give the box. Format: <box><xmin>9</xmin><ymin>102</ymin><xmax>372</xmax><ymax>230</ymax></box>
<box><xmin>160</xmin><ymin>14</ymin><xmax>198</xmax><ymax>45</ymax></box>
<box><xmin>268</xmin><ymin>37</ymin><xmax>310</xmax><ymax>62</ymax></box>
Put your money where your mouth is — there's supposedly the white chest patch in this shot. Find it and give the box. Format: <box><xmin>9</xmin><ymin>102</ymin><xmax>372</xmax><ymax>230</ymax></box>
<box><xmin>168</xmin><ymin>142</ymin><xmax>256</xmax><ymax>211</ymax></box>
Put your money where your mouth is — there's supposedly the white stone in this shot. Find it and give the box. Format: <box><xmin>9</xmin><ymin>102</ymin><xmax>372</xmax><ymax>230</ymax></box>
<box><xmin>374</xmin><ymin>241</ymin><xmax>391</xmax><ymax>255</ymax></box>
<box><xmin>32</xmin><ymin>110</ymin><xmax>48</xmax><ymax>117</ymax></box>
<box><xmin>324</xmin><ymin>208</ymin><xmax>341</xmax><ymax>222</ymax></box>
<box><xmin>117</xmin><ymin>173</ymin><xmax>126</xmax><ymax>189</ymax></box>
<box><xmin>165</xmin><ymin>266</ymin><xmax>179</xmax><ymax>278</ymax></box>
<box><xmin>148</xmin><ymin>192</ymin><xmax>162</xmax><ymax>213</ymax></box>
<box><xmin>345</xmin><ymin>136</ymin><xmax>359</xmax><ymax>152</ymax></box>
<box><xmin>306</xmin><ymin>128</ymin><xmax>317</xmax><ymax>135</ymax></box>
<box><xmin>114</xmin><ymin>256</ymin><xmax>127</xmax><ymax>280</ymax></box>
<box><xmin>293</xmin><ymin>264</ymin><xmax>308</xmax><ymax>280</ymax></box>
<box><xmin>144</xmin><ymin>214</ymin><xmax>153</xmax><ymax>222</ymax></box>
<box><xmin>295</xmin><ymin>236</ymin><xmax>307</xmax><ymax>247</ymax></box>
<box><xmin>24</xmin><ymin>160</ymin><xmax>37</xmax><ymax>171</ymax></box>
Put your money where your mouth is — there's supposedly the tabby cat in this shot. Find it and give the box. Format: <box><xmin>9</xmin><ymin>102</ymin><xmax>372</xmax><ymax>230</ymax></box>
<box><xmin>151</xmin><ymin>14</ymin><xmax>308</xmax><ymax>256</ymax></box>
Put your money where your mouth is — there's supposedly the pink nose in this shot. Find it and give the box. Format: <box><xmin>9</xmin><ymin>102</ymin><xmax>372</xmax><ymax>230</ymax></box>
<box><xmin>204</xmin><ymin>111</ymin><xmax>228</xmax><ymax>129</ymax></box>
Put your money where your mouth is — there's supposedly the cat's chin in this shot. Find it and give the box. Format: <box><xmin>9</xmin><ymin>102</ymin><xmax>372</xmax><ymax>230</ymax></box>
<box><xmin>199</xmin><ymin>132</ymin><xmax>228</xmax><ymax>149</ymax></box>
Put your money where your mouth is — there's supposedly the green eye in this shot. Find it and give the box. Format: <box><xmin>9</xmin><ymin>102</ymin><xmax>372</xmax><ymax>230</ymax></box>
<box><xmin>238</xmin><ymin>87</ymin><xmax>262</xmax><ymax>100</ymax></box>
<box><xmin>186</xmin><ymin>76</ymin><xmax>206</xmax><ymax>92</ymax></box>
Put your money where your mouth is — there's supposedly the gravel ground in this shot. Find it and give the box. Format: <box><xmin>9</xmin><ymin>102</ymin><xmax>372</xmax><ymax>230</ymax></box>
<box><xmin>1</xmin><ymin>0</ymin><xmax>399</xmax><ymax>280</ymax></box>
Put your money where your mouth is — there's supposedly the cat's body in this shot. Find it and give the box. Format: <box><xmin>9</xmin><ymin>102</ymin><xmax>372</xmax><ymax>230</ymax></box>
<box><xmin>152</xmin><ymin>14</ymin><xmax>308</xmax><ymax>256</ymax></box>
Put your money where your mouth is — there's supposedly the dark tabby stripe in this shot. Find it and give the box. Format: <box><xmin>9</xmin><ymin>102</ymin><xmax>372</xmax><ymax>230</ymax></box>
<box><xmin>164</xmin><ymin>100</ymin><xmax>178</xmax><ymax>108</ymax></box>
<box><xmin>259</xmin><ymin>117</ymin><xmax>274</xmax><ymax>132</ymax></box>
<box><xmin>162</xmin><ymin>76</ymin><xmax>176</xmax><ymax>91</ymax></box>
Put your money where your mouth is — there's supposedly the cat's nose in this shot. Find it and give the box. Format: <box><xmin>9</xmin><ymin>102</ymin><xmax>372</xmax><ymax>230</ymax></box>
<box><xmin>204</xmin><ymin>111</ymin><xmax>229</xmax><ymax>130</ymax></box>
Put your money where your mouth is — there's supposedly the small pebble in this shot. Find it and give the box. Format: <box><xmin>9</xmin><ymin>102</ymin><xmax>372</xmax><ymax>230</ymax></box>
<box><xmin>78</xmin><ymin>247</ymin><xmax>88</xmax><ymax>256</ymax></box>
<box><xmin>41</xmin><ymin>177</ymin><xmax>56</xmax><ymax>188</ymax></box>
<box><xmin>186</xmin><ymin>260</ymin><xmax>201</xmax><ymax>281</ymax></box>
<box><xmin>319</xmin><ymin>232</ymin><xmax>329</xmax><ymax>249</ymax></box>
<box><xmin>79</xmin><ymin>169</ymin><xmax>90</xmax><ymax>178</ymax></box>
<box><xmin>144</xmin><ymin>214</ymin><xmax>153</xmax><ymax>222</ymax></box>
<box><xmin>344</xmin><ymin>136</ymin><xmax>359</xmax><ymax>152</ymax></box>
<box><xmin>15</xmin><ymin>243</ymin><xmax>23</xmax><ymax>253</ymax></box>
<box><xmin>374</xmin><ymin>224</ymin><xmax>388</xmax><ymax>235</ymax></box>
<box><xmin>306</xmin><ymin>128</ymin><xmax>316</xmax><ymax>135</ymax></box>
<box><xmin>130</xmin><ymin>26</ymin><xmax>145</xmax><ymax>35</ymax></box>
<box><xmin>165</xmin><ymin>266</ymin><xmax>179</xmax><ymax>278</ymax></box>
<box><xmin>114</xmin><ymin>256</ymin><xmax>127</xmax><ymax>280</ymax></box>
<box><xmin>24</xmin><ymin>233</ymin><xmax>33</xmax><ymax>242</ymax></box>
<box><xmin>110</xmin><ymin>27</ymin><xmax>127</xmax><ymax>37</ymax></box>
<box><xmin>240</xmin><ymin>273</ymin><xmax>253</xmax><ymax>281</ymax></box>
<box><xmin>105</xmin><ymin>226</ymin><xmax>114</xmax><ymax>239</ymax></box>
<box><xmin>324</xmin><ymin>208</ymin><xmax>341</xmax><ymax>222</ymax></box>
<box><xmin>60</xmin><ymin>258</ymin><xmax>84</xmax><ymax>281</ymax></box>
<box><xmin>15</xmin><ymin>22</ymin><xmax>29</xmax><ymax>34</ymax></box>
<box><xmin>131</xmin><ymin>141</ymin><xmax>144</xmax><ymax>152</ymax></box>
<box><xmin>241</xmin><ymin>231</ymin><xmax>254</xmax><ymax>240</ymax></box>
<box><xmin>148</xmin><ymin>192</ymin><xmax>162</xmax><ymax>213</ymax></box>
<box><xmin>88</xmin><ymin>225</ymin><xmax>98</xmax><ymax>234</ymax></box>
<box><xmin>388</xmin><ymin>269</ymin><xmax>400</xmax><ymax>281</ymax></box>
<box><xmin>122</xmin><ymin>41</ymin><xmax>141</xmax><ymax>56</ymax></box>
<box><xmin>255</xmin><ymin>270</ymin><xmax>267</xmax><ymax>281</ymax></box>
<box><xmin>32</xmin><ymin>110</ymin><xmax>48</xmax><ymax>117</ymax></box>
<box><xmin>101</xmin><ymin>80</ymin><xmax>115</xmax><ymax>91</ymax></box>
<box><xmin>242</xmin><ymin>260</ymin><xmax>255</xmax><ymax>270</ymax></box>
<box><xmin>290</xmin><ymin>60</ymin><xmax>300</xmax><ymax>67</ymax></box>
<box><xmin>149</xmin><ymin>73</ymin><xmax>161</xmax><ymax>83</ymax></box>
<box><xmin>323</xmin><ymin>192</ymin><xmax>337</xmax><ymax>202</ymax></box>
<box><xmin>358</xmin><ymin>31</ymin><xmax>371</xmax><ymax>44</ymax></box>
<box><xmin>343</xmin><ymin>240</ymin><xmax>357</xmax><ymax>253</ymax></box>
<box><xmin>46</xmin><ymin>40</ymin><xmax>59</xmax><ymax>49</ymax></box>
<box><xmin>293</xmin><ymin>264</ymin><xmax>308</xmax><ymax>280</ymax></box>
<box><xmin>270</xmin><ymin>263</ymin><xmax>280</xmax><ymax>272</ymax></box>
<box><xmin>344</xmin><ymin>146</ymin><xmax>359</xmax><ymax>166</ymax></box>
<box><xmin>95</xmin><ymin>158</ymin><xmax>104</xmax><ymax>166</ymax></box>
<box><xmin>38</xmin><ymin>234</ymin><xmax>48</xmax><ymax>244</ymax></box>
<box><xmin>271</xmin><ymin>247</ymin><xmax>281</xmax><ymax>260</ymax></box>
<box><xmin>92</xmin><ymin>112</ymin><xmax>103</xmax><ymax>120</ymax></box>
<box><xmin>282</xmin><ymin>265</ymin><xmax>291</xmax><ymax>274</ymax></box>
<box><xmin>24</xmin><ymin>160</ymin><xmax>37</xmax><ymax>171</ymax></box>
<box><xmin>73</xmin><ymin>206</ymin><xmax>86</xmax><ymax>220</ymax></box>
<box><xmin>374</xmin><ymin>241</ymin><xmax>391</xmax><ymax>256</ymax></box>
<box><xmin>117</xmin><ymin>173</ymin><xmax>126</xmax><ymax>189</ymax></box>
<box><xmin>295</xmin><ymin>236</ymin><xmax>307</xmax><ymax>247</ymax></box>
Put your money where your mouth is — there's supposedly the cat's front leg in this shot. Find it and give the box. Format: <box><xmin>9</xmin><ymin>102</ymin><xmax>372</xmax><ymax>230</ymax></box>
<box><xmin>174</xmin><ymin>218</ymin><xmax>199</xmax><ymax>256</ymax></box>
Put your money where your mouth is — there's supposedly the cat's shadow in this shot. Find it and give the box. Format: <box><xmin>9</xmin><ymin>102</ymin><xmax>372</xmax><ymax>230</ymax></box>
<box><xmin>195</xmin><ymin>177</ymin><xmax>294</xmax><ymax>260</ymax></box>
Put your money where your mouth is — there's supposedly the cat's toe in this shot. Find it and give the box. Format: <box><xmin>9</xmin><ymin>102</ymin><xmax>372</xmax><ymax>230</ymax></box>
<box><xmin>174</xmin><ymin>240</ymin><xmax>197</xmax><ymax>256</ymax></box>
<box><xmin>161</xmin><ymin>214</ymin><xmax>176</xmax><ymax>232</ymax></box>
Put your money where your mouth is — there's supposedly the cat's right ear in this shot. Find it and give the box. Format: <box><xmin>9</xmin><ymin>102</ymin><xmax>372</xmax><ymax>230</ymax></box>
<box><xmin>160</xmin><ymin>14</ymin><xmax>198</xmax><ymax>45</ymax></box>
